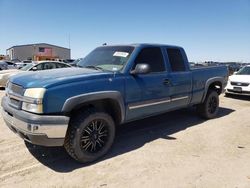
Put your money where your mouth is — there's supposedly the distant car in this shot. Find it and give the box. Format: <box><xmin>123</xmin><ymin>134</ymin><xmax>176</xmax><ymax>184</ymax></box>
<box><xmin>63</xmin><ymin>59</ymin><xmax>75</xmax><ymax>64</ymax></box>
<box><xmin>225</xmin><ymin>65</ymin><xmax>250</xmax><ymax>96</ymax></box>
<box><xmin>14</xmin><ymin>60</ymin><xmax>34</xmax><ymax>69</ymax></box>
<box><xmin>11</xmin><ymin>59</ymin><xmax>21</xmax><ymax>63</ymax></box>
<box><xmin>189</xmin><ymin>62</ymin><xmax>204</xmax><ymax>68</ymax></box>
<box><xmin>70</xmin><ymin>58</ymin><xmax>83</xmax><ymax>67</ymax></box>
<box><xmin>0</xmin><ymin>60</ymin><xmax>17</xmax><ymax>69</ymax></box>
<box><xmin>5</xmin><ymin>61</ymin><xmax>16</xmax><ymax>69</ymax></box>
<box><xmin>224</xmin><ymin>63</ymin><xmax>241</xmax><ymax>75</ymax></box>
<box><xmin>0</xmin><ymin>61</ymin><xmax>8</xmax><ymax>70</ymax></box>
<box><xmin>0</xmin><ymin>61</ymin><xmax>71</xmax><ymax>88</ymax></box>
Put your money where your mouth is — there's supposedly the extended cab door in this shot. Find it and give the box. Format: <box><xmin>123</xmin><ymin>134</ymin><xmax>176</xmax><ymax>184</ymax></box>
<box><xmin>125</xmin><ymin>47</ymin><xmax>172</xmax><ymax>121</ymax></box>
<box><xmin>164</xmin><ymin>48</ymin><xmax>192</xmax><ymax>108</ymax></box>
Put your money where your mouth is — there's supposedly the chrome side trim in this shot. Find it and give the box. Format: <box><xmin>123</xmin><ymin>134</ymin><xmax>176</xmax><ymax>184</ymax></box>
<box><xmin>129</xmin><ymin>96</ymin><xmax>189</xmax><ymax>110</ymax></box>
<box><xmin>129</xmin><ymin>99</ymin><xmax>171</xmax><ymax>110</ymax></box>
<box><xmin>171</xmin><ymin>96</ymin><xmax>189</xmax><ymax>102</ymax></box>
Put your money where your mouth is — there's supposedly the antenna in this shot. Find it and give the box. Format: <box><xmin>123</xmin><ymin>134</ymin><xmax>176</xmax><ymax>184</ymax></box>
<box><xmin>68</xmin><ymin>33</ymin><xmax>71</xmax><ymax>49</ymax></box>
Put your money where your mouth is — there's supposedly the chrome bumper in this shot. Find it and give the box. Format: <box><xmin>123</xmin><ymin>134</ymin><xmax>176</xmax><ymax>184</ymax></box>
<box><xmin>1</xmin><ymin>97</ymin><xmax>69</xmax><ymax>146</ymax></box>
<box><xmin>2</xmin><ymin>108</ymin><xmax>68</xmax><ymax>138</ymax></box>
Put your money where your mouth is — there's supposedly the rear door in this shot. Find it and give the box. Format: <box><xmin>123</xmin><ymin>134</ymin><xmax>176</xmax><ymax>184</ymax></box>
<box><xmin>164</xmin><ymin>48</ymin><xmax>192</xmax><ymax>107</ymax></box>
<box><xmin>125</xmin><ymin>47</ymin><xmax>172</xmax><ymax>120</ymax></box>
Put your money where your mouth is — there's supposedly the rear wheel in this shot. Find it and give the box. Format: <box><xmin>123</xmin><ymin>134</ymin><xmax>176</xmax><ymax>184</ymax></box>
<box><xmin>197</xmin><ymin>90</ymin><xmax>219</xmax><ymax>119</ymax></box>
<box><xmin>64</xmin><ymin>110</ymin><xmax>115</xmax><ymax>163</ymax></box>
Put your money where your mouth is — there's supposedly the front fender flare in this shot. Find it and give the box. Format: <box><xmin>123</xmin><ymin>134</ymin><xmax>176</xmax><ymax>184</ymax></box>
<box><xmin>61</xmin><ymin>91</ymin><xmax>125</xmax><ymax>123</ymax></box>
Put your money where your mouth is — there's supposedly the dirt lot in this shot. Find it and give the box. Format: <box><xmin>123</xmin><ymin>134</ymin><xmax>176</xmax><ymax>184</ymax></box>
<box><xmin>0</xmin><ymin>91</ymin><xmax>250</xmax><ymax>188</ymax></box>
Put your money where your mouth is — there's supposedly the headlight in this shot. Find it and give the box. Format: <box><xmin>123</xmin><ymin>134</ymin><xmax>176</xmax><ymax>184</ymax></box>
<box><xmin>22</xmin><ymin>88</ymin><xmax>46</xmax><ymax>113</ymax></box>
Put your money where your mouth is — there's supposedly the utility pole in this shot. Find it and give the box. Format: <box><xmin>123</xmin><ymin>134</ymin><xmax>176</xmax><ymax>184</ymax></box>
<box><xmin>68</xmin><ymin>33</ymin><xmax>71</xmax><ymax>59</ymax></box>
<box><xmin>68</xmin><ymin>33</ymin><xmax>71</xmax><ymax>49</ymax></box>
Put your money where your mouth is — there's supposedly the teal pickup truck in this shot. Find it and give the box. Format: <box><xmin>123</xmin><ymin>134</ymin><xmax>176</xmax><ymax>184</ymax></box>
<box><xmin>1</xmin><ymin>44</ymin><xmax>228</xmax><ymax>163</ymax></box>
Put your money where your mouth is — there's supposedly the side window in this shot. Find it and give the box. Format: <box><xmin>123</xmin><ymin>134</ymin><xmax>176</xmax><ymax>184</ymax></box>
<box><xmin>167</xmin><ymin>48</ymin><xmax>186</xmax><ymax>72</ymax></box>
<box><xmin>134</xmin><ymin>47</ymin><xmax>165</xmax><ymax>72</ymax></box>
<box><xmin>56</xmin><ymin>63</ymin><xmax>68</xmax><ymax>68</ymax></box>
<box><xmin>7</xmin><ymin>61</ymin><xmax>14</xmax><ymax>65</ymax></box>
<box><xmin>35</xmin><ymin>64</ymin><xmax>44</xmax><ymax>70</ymax></box>
<box><xmin>43</xmin><ymin>62</ymin><xmax>56</xmax><ymax>70</ymax></box>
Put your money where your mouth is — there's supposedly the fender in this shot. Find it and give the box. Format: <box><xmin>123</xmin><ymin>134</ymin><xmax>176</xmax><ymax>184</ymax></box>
<box><xmin>61</xmin><ymin>91</ymin><xmax>125</xmax><ymax>123</ymax></box>
<box><xmin>201</xmin><ymin>77</ymin><xmax>224</xmax><ymax>102</ymax></box>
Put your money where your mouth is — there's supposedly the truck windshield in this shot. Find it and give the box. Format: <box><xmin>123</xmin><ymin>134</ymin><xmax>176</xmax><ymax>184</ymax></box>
<box><xmin>77</xmin><ymin>46</ymin><xmax>134</xmax><ymax>71</ymax></box>
<box><xmin>236</xmin><ymin>66</ymin><xmax>250</xmax><ymax>75</ymax></box>
<box><xmin>20</xmin><ymin>63</ymin><xmax>35</xmax><ymax>71</ymax></box>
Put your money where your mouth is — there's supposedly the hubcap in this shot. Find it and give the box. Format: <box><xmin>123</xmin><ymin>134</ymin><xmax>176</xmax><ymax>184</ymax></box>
<box><xmin>80</xmin><ymin>119</ymin><xmax>109</xmax><ymax>153</ymax></box>
<box><xmin>208</xmin><ymin>96</ymin><xmax>217</xmax><ymax>114</ymax></box>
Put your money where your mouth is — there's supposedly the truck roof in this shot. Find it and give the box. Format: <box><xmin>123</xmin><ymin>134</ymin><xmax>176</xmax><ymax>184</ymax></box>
<box><xmin>102</xmin><ymin>43</ymin><xmax>183</xmax><ymax>49</ymax></box>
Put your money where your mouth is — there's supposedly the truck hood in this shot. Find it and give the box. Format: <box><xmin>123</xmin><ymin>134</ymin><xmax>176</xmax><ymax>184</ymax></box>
<box><xmin>229</xmin><ymin>75</ymin><xmax>250</xmax><ymax>83</ymax></box>
<box><xmin>9</xmin><ymin>67</ymin><xmax>113</xmax><ymax>88</ymax></box>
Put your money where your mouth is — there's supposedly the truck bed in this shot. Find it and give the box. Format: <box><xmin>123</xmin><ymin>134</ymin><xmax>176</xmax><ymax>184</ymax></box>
<box><xmin>190</xmin><ymin>65</ymin><xmax>228</xmax><ymax>105</ymax></box>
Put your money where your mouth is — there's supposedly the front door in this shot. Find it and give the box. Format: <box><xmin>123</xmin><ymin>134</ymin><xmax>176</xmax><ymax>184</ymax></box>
<box><xmin>125</xmin><ymin>47</ymin><xmax>171</xmax><ymax>121</ymax></box>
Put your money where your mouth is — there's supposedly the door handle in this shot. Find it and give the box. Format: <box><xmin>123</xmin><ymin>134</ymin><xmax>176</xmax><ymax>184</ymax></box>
<box><xmin>163</xmin><ymin>79</ymin><xmax>171</xmax><ymax>85</ymax></box>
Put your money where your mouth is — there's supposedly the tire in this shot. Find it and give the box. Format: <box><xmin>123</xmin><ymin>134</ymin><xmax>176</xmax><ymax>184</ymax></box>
<box><xmin>224</xmin><ymin>92</ymin><xmax>230</xmax><ymax>97</ymax></box>
<box><xmin>197</xmin><ymin>90</ymin><xmax>219</xmax><ymax>119</ymax></box>
<box><xmin>64</xmin><ymin>110</ymin><xmax>115</xmax><ymax>163</ymax></box>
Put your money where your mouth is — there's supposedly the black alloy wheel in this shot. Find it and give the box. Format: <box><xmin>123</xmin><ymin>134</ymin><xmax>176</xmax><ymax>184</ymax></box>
<box><xmin>197</xmin><ymin>90</ymin><xmax>219</xmax><ymax>119</ymax></box>
<box><xmin>208</xmin><ymin>96</ymin><xmax>218</xmax><ymax>114</ymax></box>
<box><xmin>64</xmin><ymin>111</ymin><xmax>115</xmax><ymax>163</ymax></box>
<box><xmin>80</xmin><ymin>119</ymin><xmax>109</xmax><ymax>153</ymax></box>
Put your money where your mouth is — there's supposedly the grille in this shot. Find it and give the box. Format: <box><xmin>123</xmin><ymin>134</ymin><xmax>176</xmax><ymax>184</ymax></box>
<box><xmin>10</xmin><ymin>98</ymin><xmax>20</xmax><ymax>107</ymax></box>
<box><xmin>8</xmin><ymin>82</ymin><xmax>24</xmax><ymax>95</ymax></box>
<box><xmin>7</xmin><ymin>82</ymin><xmax>24</xmax><ymax>109</ymax></box>
<box><xmin>231</xmin><ymin>82</ymin><xmax>249</xmax><ymax>87</ymax></box>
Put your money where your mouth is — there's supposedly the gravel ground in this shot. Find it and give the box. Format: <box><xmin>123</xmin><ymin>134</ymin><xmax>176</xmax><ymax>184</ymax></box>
<box><xmin>0</xmin><ymin>91</ymin><xmax>250</xmax><ymax>188</ymax></box>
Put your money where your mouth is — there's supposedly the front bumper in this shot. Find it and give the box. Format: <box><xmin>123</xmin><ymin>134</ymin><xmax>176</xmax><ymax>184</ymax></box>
<box><xmin>1</xmin><ymin>96</ymin><xmax>69</xmax><ymax>146</ymax></box>
<box><xmin>225</xmin><ymin>82</ymin><xmax>250</xmax><ymax>96</ymax></box>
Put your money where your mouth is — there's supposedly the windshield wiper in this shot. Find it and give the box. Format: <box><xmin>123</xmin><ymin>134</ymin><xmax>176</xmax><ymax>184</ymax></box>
<box><xmin>84</xmin><ymin>65</ymin><xmax>104</xmax><ymax>71</ymax></box>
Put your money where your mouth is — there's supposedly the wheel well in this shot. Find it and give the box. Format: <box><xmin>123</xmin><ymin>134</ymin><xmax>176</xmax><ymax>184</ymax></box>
<box><xmin>208</xmin><ymin>81</ymin><xmax>222</xmax><ymax>94</ymax></box>
<box><xmin>70</xmin><ymin>99</ymin><xmax>122</xmax><ymax>125</ymax></box>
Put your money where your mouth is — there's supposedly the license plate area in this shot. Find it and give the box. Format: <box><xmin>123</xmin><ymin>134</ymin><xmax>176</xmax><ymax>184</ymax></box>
<box><xmin>233</xmin><ymin>87</ymin><xmax>242</xmax><ymax>92</ymax></box>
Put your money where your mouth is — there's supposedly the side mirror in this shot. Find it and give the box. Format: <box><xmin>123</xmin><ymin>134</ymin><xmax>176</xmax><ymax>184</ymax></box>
<box><xmin>130</xmin><ymin>64</ymin><xmax>150</xmax><ymax>75</ymax></box>
<box><xmin>31</xmin><ymin>67</ymin><xmax>38</xmax><ymax>71</ymax></box>
<box><xmin>233</xmin><ymin>71</ymin><xmax>237</xmax><ymax>75</ymax></box>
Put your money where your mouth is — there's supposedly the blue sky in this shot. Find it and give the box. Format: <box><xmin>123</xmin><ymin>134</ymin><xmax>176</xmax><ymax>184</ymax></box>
<box><xmin>0</xmin><ymin>0</ymin><xmax>249</xmax><ymax>62</ymax></box>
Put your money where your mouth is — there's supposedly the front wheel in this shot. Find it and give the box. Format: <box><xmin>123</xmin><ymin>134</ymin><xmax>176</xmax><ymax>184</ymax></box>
<box><xmin>197</xmin><ymin>90</ymin><xmax>219</xmax><ymax>119</ymax></box>
<box><xmin>64</xmin><ymin>110</ymin><xmax>115</xmax><ymax>163</ymax></box>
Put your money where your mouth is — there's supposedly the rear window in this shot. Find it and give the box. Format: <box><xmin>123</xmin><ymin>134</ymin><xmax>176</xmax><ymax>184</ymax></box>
<box><xmin>167</xmin><ymin>49</ymin><xmax>186</xmax><ymax>72</ymax></box>
<box><xmin>56</xmin><ymin>63</ymin><xmax>69</xmax><ymax>68</ymax></box>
